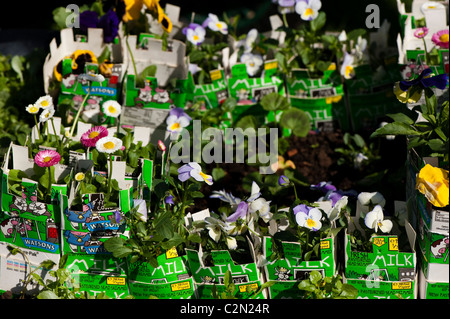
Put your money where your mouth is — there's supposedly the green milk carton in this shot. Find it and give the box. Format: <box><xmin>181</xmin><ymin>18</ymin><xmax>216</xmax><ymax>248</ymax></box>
<box><xmin>418</xmin><ymin>269</ymin><xmax>449</xmax><ymax>299</ymax></box>
<box><xmin>345</xmin><ymin>61</ymin><xmax>404</xmax><ymax>132</ymax></box>
<box><xmin>262</xmin><ymin>235</ymin><xmax>337</xmax><ymax>299</ymax></box>
<box><xmin>64</xmin><ymin>253</ymin><xmax>130</xmax><ymax>299</ymax></box>
<box><xmin>344</xmin><ymin>222</ymin><xmax>418</xmax><ymax>299</ymax></box>
<box><xmin>60</xmin><ymin>185</ymin><xmax>133</xmax><ymax>255</ymax></box>
<box><xmin>185</xmin><ymin>243</ymin><xmax>265</xmax><ymax>299</ymax></box>
<box><xmin>172</xmin><ymin>69</ymin><xmax>229</xmax><ymax>110</ymax></box>
<box><xmin>127</xmin><ymin>247</ymin><xmax>195</xmax><ymax>299</ymax></box>
<box><xmin>0</xmin><ymin>143</ymin><xmax>70</xmax><ymax>254</ymax></box>
<box><xmin>287</xmin><ymin>68</ymin><xmax>349</xmax><ymax>131</ymax></box>
<box><xmin>227</xmin><ymin>60</ymin><xmax>285</xmax><ymax>123</ymax></box>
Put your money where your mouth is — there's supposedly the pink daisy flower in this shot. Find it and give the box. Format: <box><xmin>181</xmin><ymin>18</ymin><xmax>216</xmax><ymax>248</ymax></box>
<box><xmin>80</xmin><ymin>126</ymin><xmax>109</xmax><ymax>148</ymax></box>
<box><xmin>34</xmin><ymin>150</ymin><xmax>61</xmax><ymax>168</ymax></box>
<box><xmin>432</xmin><ymin>29</ymin><xmax>449</xmax><ymax>49</ymax></box>
<box><xmin>414</xmin><ymin>27</ymin><xmax>429</xmax><ymax>39</ymax></box>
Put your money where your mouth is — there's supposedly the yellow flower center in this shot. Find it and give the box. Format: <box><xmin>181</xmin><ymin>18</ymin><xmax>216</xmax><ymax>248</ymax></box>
<box><xmin>41</xmin><ymin>100</ymin><xmax>48</xmax><ymax>107</ymax></box>
<box><xmin>345</xmin><ymin>65</ymin><xmax>354</xmax><ymax>78</ymax></box>
<box><xmin>108</xmin><ymin>106</ymin><xmax>117</xmax><ymax>113</ymax></box>
<box><xmin>89</xmin><ymin>131</ymin><xmax>100</xmax><ymax>139</ymax></box>
<box><xmin>75</xmin><ymin>173</ymin><xmax>85</xmax><ymax>181</ymax></box>
<box><xmin>439</xmin><ymin>34</ymin><xmax>449</xmax><ymax>43</ymax></box>
<box><xmin>193</xmin><ymin>35</ymin><xmax>199</xmax><ymax>41</ymax></box>
<box><xmin>305</xmin><ymin>8</ymin><xmax>314</xmax><ymax>16</ymax></box>
<box><xmin>199</xmin><ymin>171</ymin><xmax>209</xmax><ymax>181</ymax></box>
<box><xmin>30</xmin><ymin>106</ymin><xmax>38</xmax><ymax>113</ymax></box>
<box><xmin>44</xmin><ymin>156</ymin><xmax>52</xmax><ymax>163</ymax></box>
<box><xmin>170</xmin><ymin>122</ymin><xmax>181</xmax><ymax>130</ymax></box>
<box><xmin>306</xmin><ymin>218</ymin><xmax>317</xmax><ymax>228</ymax></box>
<box><xmin>216</xmin><ymin>23</ymin><xmax>222</xmax><ymax>29</ymax></box>
<box><xmin>103</xmin><ymin>141</ymin><xmax>116</xmax><ymax>149</ymax></box>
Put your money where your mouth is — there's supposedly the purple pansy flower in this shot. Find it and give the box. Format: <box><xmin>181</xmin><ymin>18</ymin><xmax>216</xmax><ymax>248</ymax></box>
<box><xmin>227</xmin><ymin>201</ymin><xmax>249</xmax><ymax>222</ymax></box>
<box><xmin>294</xmin><ymin>205</ymin><xmax>322</xmax><ymax>231</ymax></box>
<box><xmin>278</xmin><ymin>175</ymin><xmax>290</xmax><ymax>187</ymax></box>
<box><xmin>165</xmin><ymin>195</ymin><xmax>174</xmax><ymax>206</ymax></box>
<box><xmin>79</xmin><ymin>11</ymin><xmax>99</xmax><ymax>33</ymax></box>
<box><xmin>310</xmin><ymin>181</ymin><xmax>336</xmax><ymax>193</ymax></box>
<box><xmin>399</xmin><ymin>68</ymin><xmax>448</xmax><ymax>92</ymax></box>
<box><xmin>98</xmin><ymin>9</ymin><xmax>119</xmax><ymax>43</ymax></box>
<box><xmin>177</xmin><ymin>162</ymin><xmax>213</xmax><ymax>185</ymax></box>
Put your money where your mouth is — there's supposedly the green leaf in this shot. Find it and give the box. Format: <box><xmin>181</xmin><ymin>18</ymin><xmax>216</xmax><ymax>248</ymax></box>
<box><xmin>387</xmin><ymin>112</ymin><xmax>415</xmax><ymax>125</ymax></box>
<box><xmin>309</xmin><ymin>270</ymin><xmax>323</xmax><ymax>285</ymax></box>
<box><xmin>310</xmin><ymin>12</ymin><xmax>326</xmax><ymax>32</ymax></box>
<box><xmin>103</xmin><ymin>237</ymin><xmax>133</xmax><ymax>258</ymax></box>
<box><xmin>370</xmin><ymin>122</ymin><xmax>421</xmax><ymax>138</ymax></box>
<box><xmin>280</xmin><ymin>108</ymin><xmax>311</xmax><ymax>137</ymax></box>
<box><xmin>37</xmin><ymin>290</ymin><xmax>60</xmax><ymax>299</ymax></box>
<box><xmin>212</xmin><ymin>167</ymin><xmax>226</xmax><ymax>181</ymax></box>
<box><xmin>260</xmin><ymin>92</ymin><xmax>290</xmax><ymax>111</ymax></box>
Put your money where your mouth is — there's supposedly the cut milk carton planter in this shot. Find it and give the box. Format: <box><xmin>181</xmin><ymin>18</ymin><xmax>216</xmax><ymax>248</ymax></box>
<box><xmin>64</xmin><ymin>253</ymin><xmax>130</xmax><ymax>299</ymax></box>
<box><xmin>345</xmin><ymin>62</ymin><xmax>404</xmax><ymax>132</ymax></box>
<box><xmin>344</xmin><ymin>202</ymin><xmax>418</xmax><ymax>299</ymax></box>
<box><xmin>418</xmin><ymin>268</ymin><xmax>449</xmax><ymax>299</ymax></box>
<box><xmin>43</xmin><ymin>27</ymin><xmax>125</xmax><ymax>95</ymax></box>
<box><xmin>286</xmin><ymin>68</ymin><xmax>349</xmax><ymax>132</ymax></box>
<box><xmin>121</xmin><ymin>32</ymin><xmax>187</xmax><ymax>88</ymax></box>
<box><xmin>184</xmin><ymin>209</ymin><xmax>265</xmax><ymax>299</ymax></box>
<box><xmin>173</xmin><ymin>69</ymin><xmax>229</xmax><ymax>110</ymax></box>
<box><xmin>0</xmin><ymin>143</ymin><xmax>72</xmax><ymax>254</ymax></box>
<box><xmin>0</xmin><ymin>241</ymin><xmax>60</xmax><ymax>296</ymax></box>
<box><xmin>262</xmin><ymin>234</ymin><xmax>338</xmax><ymax>299</ymax></box>
<box><xmin>127</xmin><ymin>247</ymin><xmax>195</xmax><ymax>299</ymax></box>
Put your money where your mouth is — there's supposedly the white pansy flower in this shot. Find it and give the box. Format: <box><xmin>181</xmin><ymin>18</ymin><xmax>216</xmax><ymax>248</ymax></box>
<box><xmin>226</xmin><ymin>236</ymin><xmax>238</xmax><ymax>250</ymax></box>
<box><xmin>364</xmin><ymin>205</ymin><xmax>393</xmax><ymax>233</ymax></box>
<box><xmin>240</xmin><ymin>53</ymin><xmax>263</xmax><ymax>77</ymax></box>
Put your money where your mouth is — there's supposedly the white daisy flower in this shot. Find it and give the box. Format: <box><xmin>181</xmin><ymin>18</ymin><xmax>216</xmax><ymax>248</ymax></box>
<box><xmin>26</xmin><ymin>104</ymin><xmax>40</xmax><ymax>114</ymax></box>
<box><xmin>102</xmin><ymin>100</ymin><xmax>122</xmax><ymax>118</ymax></box>
<box><xmin>35</xmin><ymin>95</ymin><xmax>53</xmax><ymax>110</ymax></box>
<box><xmin>95</xmin><ymin>136</ymin><xmax>123</xmax><ymax>154</ymax></box>
<box><xmin>39</xmin><ymin>107</ymin><xmax>55</xmax><ymax>123</ymax></box>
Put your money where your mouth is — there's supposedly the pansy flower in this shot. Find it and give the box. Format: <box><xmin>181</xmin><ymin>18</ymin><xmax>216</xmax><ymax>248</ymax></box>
<box><xmin>340</xmin><ymin>52</ymin><xmax>356</xmax><ymax>79</ymax></box>
<box><xmin>432</xmin><ymin>29</ymin><xmax>449</xmax><ymax>49</ymax></box>
<box><xmin>364</xmin><ymin>205</ymin><xmax>393</xmax><ymax>233</ymax></box>
<box><xmin>294</xmin><ymin>205</ymin><xmax>322</xmax><ymax>231</ymax></box>
<box><xmin>166</xmin><ymin>107</ymin><xmax>192</xmax><ymax>134</ymax></box>
<box><xmin>416</xmin><ymin>164</ymin><xmax>449</xmax><ymax>208</ymax></box>
<box><xmin>205</xmin><ymin>216</ymin><xmax>227</xmax><ymax>242</ymax></box>
<box><xmin>278</xmin><ymin>175</ymin><xmax>290</xmax><ymax>187</ymax></box>
<box><xmin>203</xmin><ymin>13</ymin><xmax>228</xmax><ymax>35</ymax></box>
<box><xmin>183</xmin><ymin>23</ymin><xmax>206</xmax><ymax>46</ymax></box>
<box><xmin>177</xmin><ymin>162</ymin><xmax>213</xmax><ymax>185</ymax></box>
<box><xmin>295</xmin><ymin>0</ymin><xmax>322</xmax><ymax>21</ymax></box>
<box><xmin>80</xmin><ymin>126</ymin><xmax>109</xmax><ymax>148</ymax></box>
<box><xmin>34</xmin><ymin>150</ymin><xmax>61</xmax><ymax>168</ymax></box>
<box><xmin>414</xmin><ymin>27</ymin><xmax>429</xmax><ymax>39</ymax></box>
<box><xmin>97</xmin><ymin>9</ymin><xmax>120</xmax><ymax>43</ymax></box>
<box><xmin>102</xmin><ymin>100</ymin><xmax>122</xmax><ymax>118</ymax></box>
<box><xmin>240</xmin><ymin>53</ymin><xmax>263</xmax><ymax>77</ymax></box>
<box><xmin>95</xmin><ymin>136</ymin><xmax>123</xmax><ymax>154</ymax></box>
<box><xmin>394</xmin><ymin>68</ymin><xmax>448</xmax><ymax>103</ymax></box>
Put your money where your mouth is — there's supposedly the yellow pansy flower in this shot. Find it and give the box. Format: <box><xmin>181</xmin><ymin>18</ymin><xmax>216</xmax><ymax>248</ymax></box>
<box><xmin>416</xmin><ymin>164</ymin><xmax>449</xmax><ymax>208</ymax></box>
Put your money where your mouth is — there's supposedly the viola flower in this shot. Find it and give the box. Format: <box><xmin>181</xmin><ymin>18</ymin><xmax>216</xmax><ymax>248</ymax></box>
<box><xmin>414</xmin><ymin>27</ymin><xmax>429</xmax><ymax>39</ymax></box>
<box><xmin>35</xmin><ymin>95</ymin><xmax>53</xmax><ymax>110</ymax></box>
<box><xmin>165</xmin><ymin>194</ymin><xmax>174</xmax><ymax>206</ymax></box>
<box><xmin>26</xmin><ymin>104</ymin><xmax>40</xmax><ymax>114</ymax></box>
<box><xmin>80</xmin><ymin>126</ymin><xmax>109</xmax><ymax>148</ymax></box>
<box><xmin>98</xmin><ymin>9</ymin><xmax>120</xmax><ymax>43</ymax></box>
<box><xmin>394</xmin><ymin>68</ymin><xmax>448</xmax><ymax>104</ymax></box>
<box><xmin>203</xmin><ymin>13</ymin><xmax>228</xmax><ymax>35</ymax></box>
<box><xmin>177</xmin><ymin>162</ymin><xmax>213</xmax><ymax>185</ymax></box>
<box><xmin>340</xmin><ymin>52</ymin><xmax>356</xmax><ymax>79</ymax></box>
<box><xmin>358</xmin><ymin>192</ymin><xmax>386</xmax><ymax>208</ymax></box>
<box><xmin>294</xmin><ymin>205</ymin><xmax>323</xmax><ymax>231</ymax></box>
<box><xmin>34</xmin><ymin>150</ymin><xmax>61</xmax><ymax>168</ymax></box>
<box><xmin>79</xmin><ymin>10</ymin><xmax>99</xmax><ymax>33</ymax></box>
<box><xmin>39</xmin><ymin>107</ymin><xmax>55</xmax><ymax>123</ymax></box>
<box><xmin>227</xmin><ymin>201</ymin><xmax>249</xmax><ymax>222</ymax></box>
<box><xmin>205</xmin><ymin>216</ymin><xmax>227</xmax><ymax>242</ymax></box>
<box><xmin>226</xmin><ymin>236</ymin><xmax>238</xmax><ymax>250</ymax></box>
<box><xmin>102</xmin><ymin>100</ymin><xmax>122</xmax><ymax>118</ymax></box>
<box><xmin>240</xmin><ymin>53</ymin><xmax>263</xmax><ymax>77</ymax></box>
<box><xmin>416</xmin><ymin>164</ymin><xmax>449</xmax><ymax>208</ymax></box>
<box><xmin>95</xmin><ymin>136</ymin><xmax>123</xmax><ymax>154</ymax></box>
<box><xmin>249</xmin><ymin>197</ymin><xmax>272</xmax><ymax>222</ymax></box>
<box><xmin>236</xmin><ymin>28</ymin><xmax>259</xmax><ymax>54</ymax></box>
<box><xmin>364</xmin><ymin>205</ymin><xmax>393</xmax><ymax>233</ymax></box>
<box><xmin>295</xmin><ymin>0</ymin><xmax>322</xmax><ymax>21</ymax></box>
<box><xmin>278</xmin><ymin>175</ymin><xmax>290</xmax><ymax>187</ymax></box>
<box><xmin>310</xmin><ymin>181</ymin><xmax>336</xmax><ymax>193</ymax></box>
<box><xmin>166</xmin><ymin>107</ymin><xmax>192</xmax><ymax>134</ymax></box>
<box><xmin>432</xmin><ymin>29</ymin><xmax>449</xmax><ymax>49</ymax></box>
<box><xmin>183</xmin><ymin>23</ymin><xmax>206</xmax><ymax>45</ymax></box>
<box><xmin>327</xmin><ymin>196</ymin><xmax>348</xmax><ymax>222</ymax></box>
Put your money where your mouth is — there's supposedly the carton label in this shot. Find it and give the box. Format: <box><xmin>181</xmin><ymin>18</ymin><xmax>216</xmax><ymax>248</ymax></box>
<box><xmin>107</xmin><ymin>277</ymin><xmax>126</xmax><ymax>286</ymax></box>
<box><xmin>166</xmin><ymin>247</ymin><xmax>179</xmax><ymax>259</ymax></box>
<box><xmin>238</xmin><ymin>283</ymin><xmax>258</xmax><ymax>293</ymax></box>
<box><xmin>210</xmin><ymin>70</ymin><xmax>222</xmax><ymax>81</ymax></box>
<box><xmin>170</xmin><ymin>281</ymin><xmax>192</xmax><ymax>292</ymax></box>
<box><xmin>392</xmin><ymin>281</ymin><xmax>412</xmax><ymax>290</ymax></box>
<box><xmin>373</xmin><ymin>238</ymin><xmax>385</xmax><ymax>247</ymax></box>
<box><xmin>389</xmin><ymin>238</ymin><xmax>399</xmax><ymax>251</ymax></box>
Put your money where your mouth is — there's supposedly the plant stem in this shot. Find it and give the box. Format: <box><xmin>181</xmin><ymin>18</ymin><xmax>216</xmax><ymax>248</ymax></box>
<box><xmin>47</xmin><ymin>166</ymin><xmax>52</xmax><ymax>199</ymax></box>
<box><xmin>34</xmin><ymin>115</ymin><xmax>42</xmax><ymax>141</ymax></box>
<box><xmin>69</xmin><ymin>82</ymin><xmax>92</xmax><ymax>137</ymax></box>
<box><xmin>108</xmin><ymin>155</ymin><xmax>113</xmax><ymax>194</ymax></box>
<box><xmin>126</xmin><ymin>36</ymin><xmax>138</xmax><ymax>78</ymax></box>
